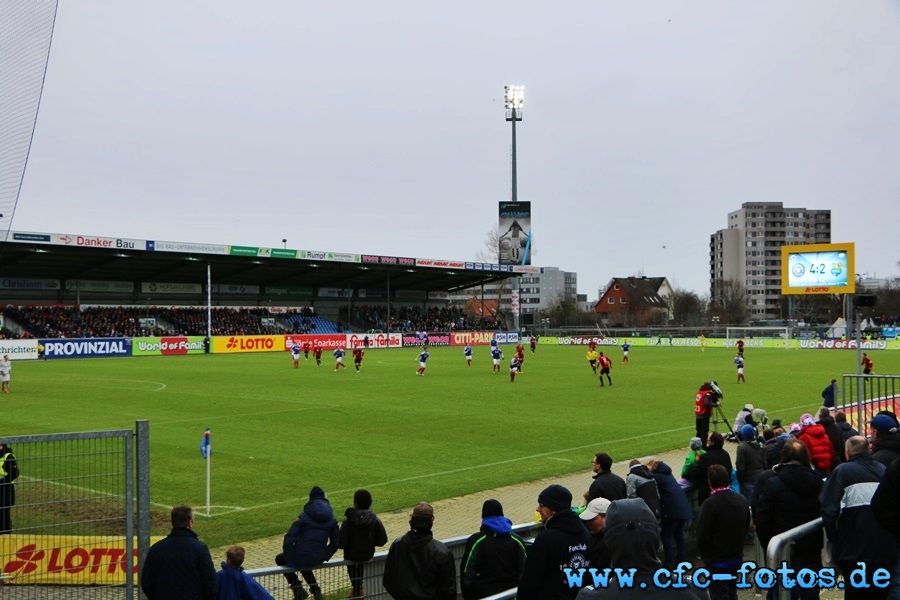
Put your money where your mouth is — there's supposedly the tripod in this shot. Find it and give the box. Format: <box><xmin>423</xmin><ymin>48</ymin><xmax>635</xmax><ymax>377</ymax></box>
<box><xmin>711</xmin><ymin>403</ymin><xmax>737</xmax><ymax>442</ymax></box>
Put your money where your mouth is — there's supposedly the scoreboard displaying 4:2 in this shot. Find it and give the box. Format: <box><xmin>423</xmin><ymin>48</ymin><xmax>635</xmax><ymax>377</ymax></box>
<box><xmin>781</xmin><ymin>242</ymin><xmax>856</xmax><ymax>295</ymax></box>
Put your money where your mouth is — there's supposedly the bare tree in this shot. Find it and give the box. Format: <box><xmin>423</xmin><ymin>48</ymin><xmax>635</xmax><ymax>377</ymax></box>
<box><xmin>712</xmin><ymin>278</ymin><xmax>750</xmax><ymax>324</ymax></box>
<box><xmin>670</xmin><ymin>288</ymin><xmax>707</xmax><ymax>326</ymax></box>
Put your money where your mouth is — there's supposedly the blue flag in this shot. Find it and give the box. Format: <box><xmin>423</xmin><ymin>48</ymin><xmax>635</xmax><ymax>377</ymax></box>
<box><xmin>200</xmin><ymin>428</ymin><xmax>211</xmax><ymax>459</ymax></box>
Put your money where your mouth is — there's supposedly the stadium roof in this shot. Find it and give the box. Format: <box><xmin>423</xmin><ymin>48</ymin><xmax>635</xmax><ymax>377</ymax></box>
<box><xmin>0</xmin><ymin>231</ymin><xmax>534</xmax><ymax>295</ymax></box>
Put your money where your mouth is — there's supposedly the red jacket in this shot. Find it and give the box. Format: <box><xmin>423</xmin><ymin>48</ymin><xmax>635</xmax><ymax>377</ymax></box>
<box><xmin>798</xmin><ymin>424</ymin><xmax>834</xmax><ymax>472</ymax></box>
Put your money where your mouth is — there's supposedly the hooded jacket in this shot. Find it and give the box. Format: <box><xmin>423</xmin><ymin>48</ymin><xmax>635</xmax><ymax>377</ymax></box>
<box><xmin>574</xmin><ymin>500</ymin><xmax>706</xmax><ymax>599</ymax></box>
<box><xmin>383</xmin><ymin>527</ymin><xmax>456</xmax><ymax>600</ymax></box>
<box><xmin>282</xmin><ymin>491</ymin><xmax>340</xmax><ymax>568</ymax></box>
<box><xmin>518</xmin><ymin>508</ymin><xmax>592</xmax><ymax>600</ymax></box>
<box><xmin>625</xmin><ymin>465</ymin><xmax>661</xmax><ymax>519</ymax></box>
<box><xmin>753</xmin><ymin>461</ymin><xmax>823</xmax><ymax>554</ymax></box>
<box><xmin>797</xmin><ymin>424</ymin><xmax>834</xmax><ymax>473</ymax></box>
<box><xmin>460</xmin><ymin>516</ymin><xmax>527</xmax><ymax>600</ymax></box>
<box><xmin>340</xmin><ymin>507</ymin><xmax>388</xmax><ymax>563</ymax></box>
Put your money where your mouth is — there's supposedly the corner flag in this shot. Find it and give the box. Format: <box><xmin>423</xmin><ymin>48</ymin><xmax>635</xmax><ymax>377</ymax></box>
<box><xmin>200</xmin><ymin>428</ymin><xmax>211</xmax><ymax>458</ymax></box>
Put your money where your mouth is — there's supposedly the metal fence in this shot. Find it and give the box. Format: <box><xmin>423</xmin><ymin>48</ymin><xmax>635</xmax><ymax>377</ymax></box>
<box><xmin>244</xmin><ymin>522</ymin><xmax>543</xmax><ymax>600</ymax></box>
<box><xmin>841</xmin><ymin>373</ymin><xmax>900</xmax><ymax>429</ymax></box>
<box><xmin>0</xmin><ymin>423</ymin><xmax>148</xmax><ymax>599</ymax></box>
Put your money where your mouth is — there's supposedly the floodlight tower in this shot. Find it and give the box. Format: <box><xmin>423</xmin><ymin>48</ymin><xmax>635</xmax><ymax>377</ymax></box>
<box><xmin>504</xmin><ymin>85</ymin><xmax>524</xmax><ymax>201</ymax></box>
<box><xmin>504</xmin><ymin>85</ymin><xmax>524</xmax><ymax>333</ymax></box>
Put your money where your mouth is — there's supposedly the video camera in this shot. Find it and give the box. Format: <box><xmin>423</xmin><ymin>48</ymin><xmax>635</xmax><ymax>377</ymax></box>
<box><xmin>700</xmin><ymin>381</ymin><xmax>724</xmax><ymax>404</ymax></box>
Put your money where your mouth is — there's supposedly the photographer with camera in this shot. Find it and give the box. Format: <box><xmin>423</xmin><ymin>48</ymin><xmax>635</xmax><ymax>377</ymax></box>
<box><xmin>694</xmin><ymin>381</ymin><xmax>723</xmax><ymax>450</ymax></box>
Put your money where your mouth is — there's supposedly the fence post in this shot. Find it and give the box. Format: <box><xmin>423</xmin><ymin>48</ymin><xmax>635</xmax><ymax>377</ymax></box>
<box><xmin>136</xmin><ymin>419</ymin><xmax>151</xmax><ymax>597</ymax></box>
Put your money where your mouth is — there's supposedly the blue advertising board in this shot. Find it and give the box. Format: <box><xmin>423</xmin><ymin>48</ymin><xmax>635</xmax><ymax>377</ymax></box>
<box><xmin>40</xmin><ymin>338</ymin><xmax>132</xmax><ymax>359</ymax></box>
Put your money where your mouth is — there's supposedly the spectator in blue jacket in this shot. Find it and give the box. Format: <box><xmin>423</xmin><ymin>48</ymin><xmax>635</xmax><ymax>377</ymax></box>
<box><xmin>648</xmin><ymin>459</ymin><xmax>693</xmax><ymax>569</ymax></box>
<box><xmin>216</xmin><ymin>545</ymin><xmax>275</xmax><ymax>600</ymax></box>
<box><xmin>275</xmin><ymin>486</ymin><xmax>339</xmax><ymax>600</ymax></box>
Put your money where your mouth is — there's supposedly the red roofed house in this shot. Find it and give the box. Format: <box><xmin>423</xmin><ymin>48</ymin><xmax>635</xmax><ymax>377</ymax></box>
<box><xmin>594</xmin><ymin>276</ymin><xmax>673</xmax><ymax>327</ymax></box>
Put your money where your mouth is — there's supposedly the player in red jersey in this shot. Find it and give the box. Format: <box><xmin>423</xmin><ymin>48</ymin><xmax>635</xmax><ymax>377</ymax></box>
<box><xmin>313</xmin><ymin>342</ymin><xmax>323</xmax><ymax>367</ymax></box>
<box><xmin>862</xmin><ymin>353</ymin><xmax>874</xmax><ymax>376</ymax></box>
<box><xmin>588</xmin><ymin>339</ymin><xmax>598</xmax><ymax>352</ymax></box>
<box><xmin>736</xmin><ymin>338</ymin><xmax>745</xmax><ymax>357</ymax></box>
<box><xmin>302</xmin><ymin>341</ymin><xmax>311</xmax><ymax>361</ymax></box>
<box><xmin>529</xmin><ymin>335</ymin><xmax>537</xmax><ymax>354</ymax></box>
<box><xmin>597</xmin><ymin>352</ymin><xmax>612</xmax><ymax>387</ymax></box>
<box><xmin>352</xmin><ymin>347</ymin><xmax>365</xmax><ymax>372</ymax></box>
<box><xmin>515</xmin><ymin>346</ymin><xmax>525</xmax><ymax>373</ymax></box>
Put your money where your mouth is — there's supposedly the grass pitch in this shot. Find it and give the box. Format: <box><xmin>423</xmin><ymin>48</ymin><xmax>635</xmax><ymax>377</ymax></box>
<box><xmin>11</xmin><ymin>343</ymin><xmax>899</xmax><ymax>546</ymax></box>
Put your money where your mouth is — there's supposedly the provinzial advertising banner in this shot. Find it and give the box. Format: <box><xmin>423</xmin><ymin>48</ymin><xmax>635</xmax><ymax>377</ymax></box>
<box><xmin>0</xmin><ymin>534</ymin><xmax>163</xmax><ymax>585</ymax></box>
<box><xmin>132</xmin><ymin>336</ymin><xmax>207</xmax><ymax>356</ymax></box>
<box><xmin>212</xmin><ymin>335</ymin><xmax>283</xmax><ymax>354</ymax></box>
<box><xmin>39</xmin><ymin>338</ymin><xmax>131</xmax><ymax>359</ymax></box>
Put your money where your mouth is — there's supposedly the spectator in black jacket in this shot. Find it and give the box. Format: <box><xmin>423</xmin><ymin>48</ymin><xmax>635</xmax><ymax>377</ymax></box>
<box><xmin>816</xmin><ymin>406</ymin><xmax>844</xmax><ymax>464</ymax></box>
<box><xmin>588</xmin><ymin>453</ymin><xmax>626</xmax><ymax>501</ymax></box>
<box><xmin>697</xmin><ymin>465</ymin><xmax>750</xmax><ymax>600</ymax></box>
<box><xmin>459</xmin><ymin>499</ymin><xmax>527</xmax><ymax>599</ymax></box>
<box><xmin>625</xmin><ymin>459</ymin><xmax>661</xmax><ymax>520</ymax></box>
<box><xmin>340</xmin><ymin>489</ymin><xmax>388</xmax><ymax>600</ymax></box>
<box><xmin>383</xmin><ymin>502</ymin><xmax>456</xmax><ymax>600</ymax></box>
<box><xmin>872</xmin><ymin>457</ymin><xmax>900</xmax><ymax>599</ymax></box>
<box><xmin>519</xmin><ymin>484</ymin><xmax>592</xmax><ymax>600</ymax></box>
<box><xmin>141</xmin><ymin>504</ymin><xmax>217</xmax><ymax>600</ymax></box>
<box><xmin>735</xmin><ymin>424</ymin><xmax>765</xmax><ymax>506</ymax></box>
<box><xmin>686</xmin><ymin>431</ymin><xmax>733</xmax><ymax>506</ymax></box>
<box><xmin>869</xmin><ymin>412</ymin><xmax>900</xmax><ymax>467</ymax></box>
<box><xmin>834</xmin><ymin>410</ymin><xmax>858</xmax><ymax>445</ymax></box>
<box><xmin>753</xmin><ymin>440</ymin><xmax>823</xmax><ymax>600</ymax></box>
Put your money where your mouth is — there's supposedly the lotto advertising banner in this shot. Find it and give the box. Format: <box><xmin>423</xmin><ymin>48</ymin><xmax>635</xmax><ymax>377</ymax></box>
<box><xmin>449</xmin><ymin>331</ymin><xmax>499</xmax><ymax>347</ymax></box>
<box><xmin>212</xmin><ymin>335</ymin><xmax>283</xmax><ymax>354</ymax></box>
<box><xmin>132</xmin><ymin>336</ymin><xmax>207</xmax><ymax>356</ymax></box>
<box><xmin>39</xmin><ymin>338</ymin><xmax>131</xmax><ymax>359</ymax></box>
<box><xmin>402</xmin><ymin>333</ymin><xmax>452</xmax><ymax>347</ymax></box>
<box><xmin>346</xmin><ymin>333</ymin><xmax>401</xmax><ymax>349</ymax></box>
<box><xmin>0</xmin><ymin>339</ymin><xmax>37</xmax><ymax>360</ymax></box>
<box><xmin>0</xmin><ymin>534</ymin><xmax>163</xmax><ymax>585</ymax></box>
<box><xmin>283</xmin><ymin>334</ymin><xmax>346</xmax><ymax>350</ymax></box>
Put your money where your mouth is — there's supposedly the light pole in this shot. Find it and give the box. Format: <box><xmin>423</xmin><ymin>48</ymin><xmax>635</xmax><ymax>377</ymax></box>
<box><xmin>504</xmin><ymin>85</ymin><xmax>524</xmax><ymax>333</ymax></box>
<box><xmin>282</xmin><ymin>239</ymin><xmax>287</xmax><ymax>249</ymax></box>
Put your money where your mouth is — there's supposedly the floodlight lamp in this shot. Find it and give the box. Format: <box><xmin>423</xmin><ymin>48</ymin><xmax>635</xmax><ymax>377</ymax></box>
<box><xmin>504</xmin><ymin>85</ymin><xmax>524</xmax><ymax>110</ymax></box>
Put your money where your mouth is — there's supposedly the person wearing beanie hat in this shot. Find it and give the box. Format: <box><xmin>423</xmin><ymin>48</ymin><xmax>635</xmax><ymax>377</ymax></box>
<box><xmin>275</xmin><ymin>486</ymin><xmax>339</xmax><ymax>600</ymax></box>
<box><xmin>460</xmin><ymin>499</ymin><xmax>527</xmax><ymax>599</ymax></box>
<box><xmin>383</xmin><ymin>502</ymin><xmax>457</xmax><ymax>600</ymax></box>
<box><xmin>519</xmin><ymin>484</ymin><xmax>592</xmax><ymax>600</ymax></box>
<box><xmin>340</xmin><ymin>489</ymin><xmax>388</xmax><ymax>599</ymax></box>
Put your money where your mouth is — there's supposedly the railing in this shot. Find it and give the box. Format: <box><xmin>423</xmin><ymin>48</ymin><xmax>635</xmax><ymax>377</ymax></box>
<box><xmin>245</xmin><ymin>522</ymin><xmax>543</xmax><ymax>599</ymax></box>
<box><xmin>765</xmin><ymin>517</ymin><xmax>824</xmax><ymax>600</ymax></box>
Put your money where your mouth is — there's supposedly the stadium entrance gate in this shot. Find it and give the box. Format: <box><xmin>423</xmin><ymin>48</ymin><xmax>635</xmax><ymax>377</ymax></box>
<box><xmin>0</xmin><ymin>421</ymin><xmax>150</xmax><ymax>599</ymax></box>
<box><xmin>841</xmin><ymin>374</ymin><xmax>900</xmax><ymax>431</ymax></box>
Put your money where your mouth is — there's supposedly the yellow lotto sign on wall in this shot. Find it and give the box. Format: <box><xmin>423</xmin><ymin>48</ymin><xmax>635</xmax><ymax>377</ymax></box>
<box><xmin>211</xmin><ymin>334</ymin><xmax>284</xmax><ymax>354</ymax></box>
<box><xmin>0</xmin><ymin>535</ymin><xmax>163</xmax><ymax>585</ymax></box>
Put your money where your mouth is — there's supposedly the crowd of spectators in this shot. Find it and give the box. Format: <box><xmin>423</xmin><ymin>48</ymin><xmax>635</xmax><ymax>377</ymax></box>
<box><xmin>3</xmin><ymin>306</ymin><xmax>163</xmax><ymax>339</ymax></box>
<box><xmin>346</xmin><ymin>305</ymin><xmax>495</xmax><ymax>332</ymax></box>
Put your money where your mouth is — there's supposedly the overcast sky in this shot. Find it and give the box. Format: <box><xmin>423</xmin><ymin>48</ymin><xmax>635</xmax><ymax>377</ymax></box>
<box><xmin>9</xmin><ymin>0</ymin><xmax>900</xmax><ymax>297</ymax></box>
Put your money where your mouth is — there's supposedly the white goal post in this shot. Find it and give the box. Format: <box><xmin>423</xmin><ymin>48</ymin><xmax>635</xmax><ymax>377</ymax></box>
<box><xmin>725</xmin><ymin>326</ymin><xmax>791</xmax><ymax>340</ymax></box>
